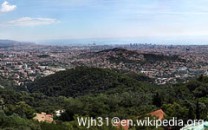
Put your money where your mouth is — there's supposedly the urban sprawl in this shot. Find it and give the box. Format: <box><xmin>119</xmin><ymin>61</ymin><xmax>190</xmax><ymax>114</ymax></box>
<box><xmin>1</xmin><ymin>43</ymin><xmax>208</xmax><ymax>87</ymax></box>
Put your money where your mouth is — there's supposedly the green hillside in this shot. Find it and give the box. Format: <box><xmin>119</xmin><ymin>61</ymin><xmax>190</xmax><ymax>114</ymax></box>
<box><xmin>28</xmin><ymin>67</ymin><xmax>147</xmax><ymax>97</ymax></box>
<box><xmin>0</xmin><ymin>67</ymin><xmax>207</xmax><ymax>130</ymax></box>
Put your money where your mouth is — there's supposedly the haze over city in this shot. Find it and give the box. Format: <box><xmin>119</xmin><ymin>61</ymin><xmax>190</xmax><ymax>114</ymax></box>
<box><xmin>1</xmin><ymin>0</ymin><xmax>208</xmax><ymax>44</ymax></box>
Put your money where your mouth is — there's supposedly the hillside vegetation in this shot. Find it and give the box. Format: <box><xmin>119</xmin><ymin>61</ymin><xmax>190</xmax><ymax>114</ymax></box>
<box><xmin>28</xmin><ymin>67</ymin><xmax>147</xmax><ymax>97</ymax></box>
<box><xmin>0</xmin><ymin>67</ymin><xmax>207</xmax><ymax>130</ymax></box>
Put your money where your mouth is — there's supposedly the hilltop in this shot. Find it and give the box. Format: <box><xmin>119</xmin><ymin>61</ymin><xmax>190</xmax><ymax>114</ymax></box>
<box><xmin>27</xmin><ymin>67</ymin><xmax>147</xmax><ymax>97</ymax></box>
<box><xmin>76</xmin><ymin>48</ymin><xmax>183</xmax><ymax>64</ymax></box>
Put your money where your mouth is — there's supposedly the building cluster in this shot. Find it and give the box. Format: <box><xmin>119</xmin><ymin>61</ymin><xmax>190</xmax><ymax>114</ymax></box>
<box><xmin>0</xmin><ymin>47</ymin><xmax>66</xmax><ymax>86</ymax></box>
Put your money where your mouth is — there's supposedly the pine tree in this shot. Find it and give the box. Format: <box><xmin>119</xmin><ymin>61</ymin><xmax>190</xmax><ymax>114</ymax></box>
<box><xmin>153</xmin><ymin>92</ymin><xmax>162</xmax><ymax>108</ymax></box>
<box><xmin>188</xmin><ymin>106</ymin><xmax>195</xmax><ymax>119</ymax></box>
<box><xmin>196</xmin><ymin>101</ymin><xmax>200</xmax><ymax>119</ymax></box>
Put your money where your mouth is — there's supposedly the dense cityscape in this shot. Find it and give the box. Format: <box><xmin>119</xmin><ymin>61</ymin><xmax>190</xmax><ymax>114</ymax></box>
<box><xmin>1</xmin><ymin>41</ymin><xmax>208</xmax><ymax>87</ymax></box>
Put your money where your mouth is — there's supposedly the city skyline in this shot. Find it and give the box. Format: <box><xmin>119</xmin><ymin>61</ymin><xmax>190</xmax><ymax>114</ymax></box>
<box><xmin>1</xmin><ymin>0</ymin><xmax>208</xmax><ymax>44</ymax></box>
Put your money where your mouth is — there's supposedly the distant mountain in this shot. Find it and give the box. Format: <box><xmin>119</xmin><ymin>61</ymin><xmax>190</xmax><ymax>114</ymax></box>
<box><xmin>27</xmin><ymin>67</ymin><xmax>148</xmax><ymax>97</ymax></box>
<box><xmin>0</xmin><ymin>40</ymin><xmax>34</xmax><ymax>48</ymax></box>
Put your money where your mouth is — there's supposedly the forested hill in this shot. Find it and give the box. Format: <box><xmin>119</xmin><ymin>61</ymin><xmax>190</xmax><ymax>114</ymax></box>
<box><xmin>28</xmin><ymin>67</ymin><xmax>149</xmax><ymax>97</ymax></box>
<box><xmin>0</xmin><ymin>40</ymin><xmax>20</xmax><ymax>47</ymax></box>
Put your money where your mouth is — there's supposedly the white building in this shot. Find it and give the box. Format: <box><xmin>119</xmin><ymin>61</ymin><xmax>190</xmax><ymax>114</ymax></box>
<box><xmin>180</xmin><ymin>122</ymin><xmax>208</xmax><ymax>130</ymax></box>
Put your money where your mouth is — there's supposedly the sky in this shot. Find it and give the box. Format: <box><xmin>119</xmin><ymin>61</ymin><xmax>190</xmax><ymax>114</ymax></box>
<box><xmin>1</xmin><ymin>0</ymin><xmax>208</xmax><ymax>44</ymax></box>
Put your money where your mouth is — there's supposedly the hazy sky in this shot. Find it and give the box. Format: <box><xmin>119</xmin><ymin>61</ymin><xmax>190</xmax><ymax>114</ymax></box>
<box><xmin>1</xmin><ymin>0</ymin><xmax>208</xmax><ymax>43</ymax></box>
